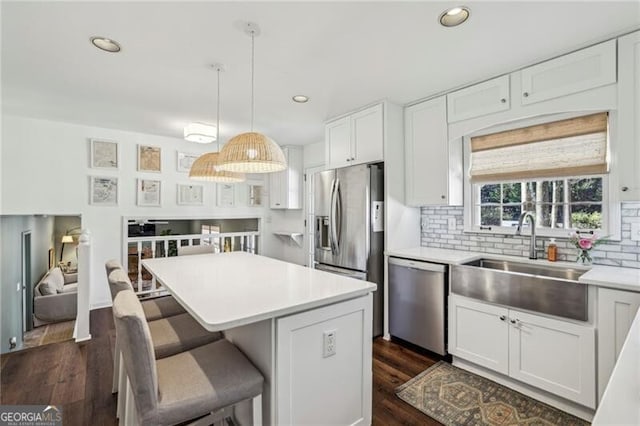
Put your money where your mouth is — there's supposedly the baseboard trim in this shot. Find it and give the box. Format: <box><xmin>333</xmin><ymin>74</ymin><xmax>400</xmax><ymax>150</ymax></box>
<box><xmin>452</xmin><ymin>357</ymin><xmax>595</xmax><ymax>422</ymax></box>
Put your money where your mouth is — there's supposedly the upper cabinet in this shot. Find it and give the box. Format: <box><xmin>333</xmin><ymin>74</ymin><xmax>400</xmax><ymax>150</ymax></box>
<box><xmin>617</xmin><ymin>31</ymin><xmax>640</xmax><ymax>200</ymax></box>
<box><xmin>447</xmin><ymin>75</ymin><xmax>510</xmax><ymax>123</ymax></box>
<box><xmin>270</xmin><ymin>146</ymin><xmax>303</xmax><ymax>209</ymax></box>
<box><xmin>520</xmin><ymin>40</ymin><xmax>617</xmax><ymax>105</ymax></box>
<box><xmin>405</xmin><ymin>96</ymin><xmax>462</xmax><ymax>206</ymax></box>
<box><xmin>326</xmin><ymin>103</ymin><xmax>383</xmax><ymax>169</ymax></box>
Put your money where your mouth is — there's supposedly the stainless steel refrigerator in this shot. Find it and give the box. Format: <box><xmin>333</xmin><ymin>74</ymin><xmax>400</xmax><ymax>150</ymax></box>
<box><xmin>314</xmin><ymin>163</ymin><xmax>384</xmax><ymax>336</ymax></box>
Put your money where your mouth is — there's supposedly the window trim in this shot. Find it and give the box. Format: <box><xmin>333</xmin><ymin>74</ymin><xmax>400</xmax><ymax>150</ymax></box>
<box><xmin>463</xmin><ymin>112</ymin><xmax>622</xmax><ymax>241</ymax></box>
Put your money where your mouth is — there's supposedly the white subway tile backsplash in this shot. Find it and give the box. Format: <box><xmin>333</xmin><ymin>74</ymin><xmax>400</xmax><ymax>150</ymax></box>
<box><xmin>420</xmin><ymin>202</ymin><xmax>640</xmax><ymax>269</ymax></box>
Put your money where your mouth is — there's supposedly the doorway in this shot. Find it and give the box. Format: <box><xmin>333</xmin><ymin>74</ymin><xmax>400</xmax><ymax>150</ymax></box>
<box><xmin>21</xmin><ymin>231</ymin><xmax>32</xmax><ymax>332</ymax></box>
<box><xmin>304</xmin><ymin>165</ymin><xmax>325</xmax><ymax>268</ymax></box>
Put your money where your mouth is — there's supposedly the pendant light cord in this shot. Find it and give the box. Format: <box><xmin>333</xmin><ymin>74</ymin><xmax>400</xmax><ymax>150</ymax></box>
<box><xmin>250</xmin><ymin>29</ymin><xmax>255</xmax><ymax>132</ymax></box>
<box><xmin>216</xmin><ymin>67</ymin><xmax>221</xmax><ymax>151</ymax></box>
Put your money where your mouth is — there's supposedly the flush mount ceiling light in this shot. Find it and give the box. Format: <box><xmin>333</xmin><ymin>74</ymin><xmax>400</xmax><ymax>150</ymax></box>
<box><xmin>184</xmin><ymin>122</ymin><xmax>217</xmax><ymax>143</ymax></box>
<box><xmin>292</xmin><ymin>95</ymin><xmax>309</xmax><ymax>103</ymax></box>
<box><xmin>218</xmin><ymin>22</ymin><xmax>287</xmax><ymax>174</ymax></box>
<box><xmin>439</xmin><ymin>6</ymin><xmax>470</xmax><ymax>27</ymax></box>
<box><xmin>90</xmin><ymin>36</ymin><xmax>121</xmax><ymax>53</ymax></box>
<box><xmin>189</xmin><ymin>66</ymin><xmax>245</xmax><ymax>183</ymax></box>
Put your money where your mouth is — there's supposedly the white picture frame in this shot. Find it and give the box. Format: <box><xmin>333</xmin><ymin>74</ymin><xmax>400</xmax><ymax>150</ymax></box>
<box><xmin>177</xmin><ymin>183</ymin><xmax>204</xmax><ymax>205</ymax></box>
<box><xmin>137</xmin><ymin>179</ymin><xmax>161</xmax><ymax>207</ymax></box>
<box><xmin>137</xmin><ymin>145</ymin><xmax>162</xmax><ymax>172</ymax></box>
<box><xmin>89</xmin><ymin>176</ymin><xmax>118</xmax><ymax>205</ymax></box>
<box><xmin>217</xmin><ymin>183</ymin><xmax>235</xmax><ymax>207</ymax></box>
<box><xmin>90</xmin><ymin>139</ymin><xmax>119</xmax><ymax>169</ymax></box>
<box><xmin>177</xmin><ymin>151</ymin><xmax>199</xmax><ymax>173</ymax></box>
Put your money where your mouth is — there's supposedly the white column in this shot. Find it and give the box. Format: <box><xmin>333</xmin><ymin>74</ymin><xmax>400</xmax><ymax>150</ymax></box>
<box><xmin>75</xmin><ymin>229</ymin><xmax>92</xmax><ymax>342</ymax></box>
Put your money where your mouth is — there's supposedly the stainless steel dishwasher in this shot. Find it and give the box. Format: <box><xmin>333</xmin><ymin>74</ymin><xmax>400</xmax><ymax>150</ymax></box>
<box><xmin>388</xmin><ymin>257</ymin><xmax>447</xmax><ymax>355</ymax></box>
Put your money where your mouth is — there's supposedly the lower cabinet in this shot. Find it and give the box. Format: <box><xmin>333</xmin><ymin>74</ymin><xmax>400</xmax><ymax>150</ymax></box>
<box><xmin>275</xmin><ymin>294</ymin><xmax>372</xmax><ymax>425</ymax></box>
<box><xmin>596</xmin><ymin>287</ymin><xmax>640</xmax><ymax>400</ymax></box>
<box><xmin>450</xmin><ymin>295</ymin><xmax>596</xmax><ymax>408</ymax></box>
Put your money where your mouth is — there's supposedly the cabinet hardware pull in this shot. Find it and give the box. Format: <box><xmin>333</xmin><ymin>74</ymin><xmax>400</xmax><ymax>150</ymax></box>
<box><xmin>499</xmin><ymin>315</ymin><xmax>506</xmax><ymax>321</ymax></box>
<box><xmin>510</xmin><ymin>319</ymin><xmax>516</xmax><ymax>324</ymax></box>
<box><xmin>351</xmin><ymin>157</ymin><xmax>355</xmax><ymax>161</ymax></box>
<box><xmin>500</xmin><ymin>98</ymin><xmax>507</xmax><ymax>103</ymax></box>
<box><xmin>441</xmin><ymin>195</ymin><xmax>446</xmax><ymax>199</ymax></box>
<box><xmin>523</xmin><ymin>92</ymin><xmax>529</xmax><ymax>97</ymax></box>
<box><xmin>622</xmin><ymin>186</ymin><xmax>629</xmax><ymax>192</ymax></box>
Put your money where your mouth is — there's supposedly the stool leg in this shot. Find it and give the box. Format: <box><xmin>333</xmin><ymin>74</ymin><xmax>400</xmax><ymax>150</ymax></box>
<box><xmin>117</xmin><ymin>352</ymin><xmax>126</xmax><ymax>419</ymax></box>
<box><xmin>124</xmin><ymin>377</ymin><xmax>138</xmax><ymax>426</ymax></box>
<box><xmin>112</xmin><ymin>333</ymin><xmax>120</xmax><ymax>394</ymax></box>
<box><xmin>252</xmin><ymin>394</ymin><xmax>262</xmax><ymax>426</ymax></box>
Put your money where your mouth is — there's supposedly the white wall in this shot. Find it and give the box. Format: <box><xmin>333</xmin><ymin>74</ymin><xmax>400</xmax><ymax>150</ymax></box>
<box><xmin>1</xmin><ymin>115</ymin><xmax>276</xmax><ymax>309</ymax></box>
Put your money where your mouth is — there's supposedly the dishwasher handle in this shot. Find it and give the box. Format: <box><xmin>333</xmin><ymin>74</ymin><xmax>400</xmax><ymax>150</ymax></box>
<box><xmin>389</xmin><ymin>257</ymin><xmax>447</xmax><ymax>273</ymax></box>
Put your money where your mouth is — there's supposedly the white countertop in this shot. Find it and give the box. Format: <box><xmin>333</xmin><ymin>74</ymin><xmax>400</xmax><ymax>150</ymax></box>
<box><xmin>142</xmin><ymin>252</ymin><xmax>377</xmax><ymax>331</ymax></box>
<box><xmin>593</xmin><ymin>307</ymin><xmax>640</xmax><ymax>425</ymax></box>
<box><xmin>385</xmin><ymin>246</ymin><xmax>640</xmax><ymax>291</ymax></box>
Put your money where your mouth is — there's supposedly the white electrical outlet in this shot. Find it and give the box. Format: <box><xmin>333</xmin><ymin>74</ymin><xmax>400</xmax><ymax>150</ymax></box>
<box><xmin>323</xmin><ymin>330</ymin><xmax>336</xmax><ymax>358</ymax></box>
<box><xmin>631</xmin><ymin>223</ymin><xmax>640</xmax><ymax>242</ymax></box>
<box><xmin>448</xmin><ymin>218</ymin><xmax>457</xmax><ymax>231</ymax></box>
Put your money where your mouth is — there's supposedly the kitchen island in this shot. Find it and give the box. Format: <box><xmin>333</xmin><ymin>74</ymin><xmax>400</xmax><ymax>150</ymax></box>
<box><xmin>142</xmin><ymin>252</ymin><xmax>376</xmax><ymax>425</ymax></box>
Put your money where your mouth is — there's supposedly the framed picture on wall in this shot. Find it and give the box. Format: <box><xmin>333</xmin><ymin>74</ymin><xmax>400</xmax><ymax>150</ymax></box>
<box><xmin>138</xmin><ymin>145</ymin><xmax>161</xmax><ymax>172</ymax></box>
<box><xmin>48</xmin><ymin>248</ymin><xmax>54</xmax><ymax>269</ymax></box>
<box><xmin>177</xmin><ymin>151</ymin><xmax>199</xmax><ymax>173</ymax></box>
<box><xmin>217</xmin><ymin>183</ymin><xmax>235</xmax><ymax>207</ymax></box>
<box><xmin>177</xmin><ymin>183</ymin><xmax>204</xmax><ymax>205</ymax></box>
<box><xmin>137</xmin><ymin>179</ymin><xmax>161</xmax><ymax>207</ymax></box>
<box><xmin>89</xmin><ymin>176</ymin><xmax>118</xmax><ymax>205</ymax></box>
<box><xmin>90</xmin><ymin>139</ymin><xmax>119</xmax><ymax>169</ymax></box>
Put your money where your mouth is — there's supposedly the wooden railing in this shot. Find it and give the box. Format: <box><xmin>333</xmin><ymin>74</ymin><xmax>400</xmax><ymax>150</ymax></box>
<box><xmin>126</xmin><ymin>231</ymin><xmax>259</xmax><ymax>296</ymax></box>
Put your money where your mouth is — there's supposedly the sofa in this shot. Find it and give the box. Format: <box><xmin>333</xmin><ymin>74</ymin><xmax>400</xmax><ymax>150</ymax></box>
<box><xmin>33</xmin><ymin>267</ymin><xmax>78</xmax><ymax>327</ymax></box>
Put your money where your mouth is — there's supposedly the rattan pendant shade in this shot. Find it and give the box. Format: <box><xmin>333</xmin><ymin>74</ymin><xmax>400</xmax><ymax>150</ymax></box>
<box><xmin>189</xmin><ymin>152</ymin><xmax>245</xmax><ymax>182</ymax></box>
<box><xmin>217</xmin><ymin>132</ymin><xmax>286</xmax><ymax>173</ymax></box>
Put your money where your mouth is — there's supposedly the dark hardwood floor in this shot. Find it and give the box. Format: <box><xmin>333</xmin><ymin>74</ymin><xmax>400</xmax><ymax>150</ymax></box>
<box><xmin>1</xmin><ymin>308</ymin><xmax>441</xmax><ymax>425</ymax></box>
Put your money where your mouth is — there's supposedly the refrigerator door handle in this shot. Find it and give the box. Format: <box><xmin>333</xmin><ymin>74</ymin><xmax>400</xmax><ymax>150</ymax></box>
<box><xmin>331</xmin><ymin>178</ymin><xmax>342</xmax><ymax>254</ymax></box>
<box><xmin>329</xmin><ymin>178</ymin><xmax>337</xmax><ymax>254</ymax></box>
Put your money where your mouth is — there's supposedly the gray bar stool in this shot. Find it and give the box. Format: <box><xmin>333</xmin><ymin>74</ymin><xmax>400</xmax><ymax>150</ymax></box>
<box><xmin>113</xmin><ymin>290</ymin><xmax>263</xmax><ymax>426</ymax></box>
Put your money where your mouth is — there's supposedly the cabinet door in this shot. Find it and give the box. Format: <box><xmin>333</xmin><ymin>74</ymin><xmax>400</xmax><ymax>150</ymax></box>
<box><xmin>270</xmin><ymin>168</ymin><xmax>285</xmax><ymax>209</ymax></box>
<box><xmin>508</xmin><ymin>310</ymin><xmax>595</xmax><ymax>408</ymax></box>
<box><xmin>326</xmin><ymin>117</ymin><xmax>351</xmax><ymax>169</ymax></box>
<box><xmin>446</xmin><ymin>75</ymin><xmax>510</xmax><ymax>123</ymax></box>
<box><xmin>617</xmin><ymin>31</ymin><xmax>640</xmax><ymax>200</ymax></box>
<box><xmin>449</xmin><ymin>296</ymin><xmax>509</xmax><ymax>375</ymax></box>
<box><xmin>520</xmin><ymin>39</ymin><xmax>616</xmax><ymax>105</ymax></box>
<box><xmin>404</xmin><ymin>97</ymin><xmax>449</xmax><ymax>206</ymax></box>
<box><xmin>597</xmin><ymin>287</ymin><xmax>640</xmax><ymax>400</ymax></box>
<box><xmin>351</xmin><ymin>104</ymin><xmax>383</xmax><ymax>165</ymax></box>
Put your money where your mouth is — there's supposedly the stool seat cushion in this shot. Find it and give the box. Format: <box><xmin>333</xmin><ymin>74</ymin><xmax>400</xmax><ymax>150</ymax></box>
<box><xmin>148</xmin><ymin>313</ymin><xmax>222</xmax><ymax>359</ymax></box>
<box><xmin>141</xmin><ymin>296</ymin><xmax>186</xmax><ymax>321</ymax></box>
<box><xmin>156</xmin><ymin>339</ymin><xmax>264</xmax><ymax>426</ymax></box>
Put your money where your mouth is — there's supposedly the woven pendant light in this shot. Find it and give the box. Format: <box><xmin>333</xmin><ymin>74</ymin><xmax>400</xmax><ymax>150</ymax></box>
<box><xmin>189</xmin><ymin>65</ymin><xmax>245</xmax><ymax>183</ymax></box>
<box><xmin>218</xmin><ymin>23</ymin><xmax>287</xmax><ymax>174</ymax></box>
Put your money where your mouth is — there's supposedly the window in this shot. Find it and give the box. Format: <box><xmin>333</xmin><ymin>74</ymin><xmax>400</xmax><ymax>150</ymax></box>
<box><xmin>476</xmin><ymin>176</ymin><xmax>604</xmax><ymax>231</ymax></box>
<box><xmin>464</xmin><ymin>112</ymin><xmax>617</xmax><ymax>237</ymax></box>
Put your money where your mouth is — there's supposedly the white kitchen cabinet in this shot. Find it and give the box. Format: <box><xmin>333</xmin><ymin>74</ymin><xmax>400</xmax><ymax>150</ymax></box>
<box><xmin>617</xmin><ymin>31</ymin><xmax>640</xmax><ymax>200</ymax></box>
<box><xmin>596</xmin><ymin>287</ymin><xmax>640</xmax><ymax>400</ymax></box>
<box><xmin>270</xmin><ymin>146</ymin><xmax>303</xmax><ymax>209</ymax></box>
<box><xmin>520</xmin><ymin>39</ymin><xmax>616</xmax><ymax>105</ymax></box>
<box><xmin>325</xmin><ymin>104</ymin><xmax>383</xmax><ymax>169</ymax></box>
<box><xmin>508</xmin><ymin>310</ymin><xmax>596</xmax><ymax>408</ymax></box>
<box><xmin>276</xmin><ymin>294</ymin><xmax>372</xmax><ymax>425</ymax></box>
<box><xmin>449</xmin><ymin>296</ymin><xmax>510</xmax><ymax>375</ymax></box>
<box><xmin>450</xmin><ymin>295</ymin><xmax>596</xmax><ymax>408</ymax></box>
<box><xmin>447</xmin><ymin>75</ymin><xmax>510</xmax><ymax>123</ymax></box>
<box><xmin>404</xmin><ymin>96</ymin><xmax>462</xmax><ymax>206</ymax></box>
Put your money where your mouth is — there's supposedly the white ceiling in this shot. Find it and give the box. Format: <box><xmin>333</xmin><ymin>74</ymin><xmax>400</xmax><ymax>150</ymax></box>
<box><xmin>3</xmin><ymin>1</ymin><xmax>639</xmax><ymax>146</ymax></box>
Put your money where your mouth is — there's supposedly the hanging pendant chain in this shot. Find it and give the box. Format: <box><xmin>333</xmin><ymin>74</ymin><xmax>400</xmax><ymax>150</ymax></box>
<box><xmin>250</xmin><ymin>30</ymin><xmax>255</xmax><ymax>132</ymax></box>
<box><xmin>216</xmin><ymin>67</ymin><xmax>221</xmax><ymax>152</ymax></box>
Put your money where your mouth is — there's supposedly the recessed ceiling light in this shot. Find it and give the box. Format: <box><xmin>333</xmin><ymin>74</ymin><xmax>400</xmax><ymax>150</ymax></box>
<box><xmin>292</xmin><ymin>95</ymin><xmax>310</xmax><ymax>103</ymax></box>
<box><xmin>90</xmin><ymin>36</ymin><xmax>121</xmax><ymax>53</ymax></box>
<box><xmin>439</xmin><ymin>6</ymin><xmax>470</xmax><ymax>27</ymax></box>
<box><xmin>184</xmin><ymin>122</ymin><xmax>217</xmax><ymax>143</ymax></box>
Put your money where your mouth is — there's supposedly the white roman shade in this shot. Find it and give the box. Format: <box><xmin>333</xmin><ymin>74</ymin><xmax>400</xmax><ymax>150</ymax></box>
<box><xmin>469</xmin><ymin>112</ymin><xmax>608</xmax><ymax>183</ymax></box>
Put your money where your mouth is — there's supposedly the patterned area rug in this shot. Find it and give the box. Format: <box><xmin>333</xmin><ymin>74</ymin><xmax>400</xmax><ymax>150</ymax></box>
<box><xmin>396</xmin><ymin>361</ymin><xmax>589</xmax><ymax>426</ymax></box>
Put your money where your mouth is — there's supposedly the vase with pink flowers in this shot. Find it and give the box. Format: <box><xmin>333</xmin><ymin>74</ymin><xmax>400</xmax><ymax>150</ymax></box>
<box><xmin>568</xmin><ymin>232</ymin><xmax>607</xmax><ymax>265</ymax></box>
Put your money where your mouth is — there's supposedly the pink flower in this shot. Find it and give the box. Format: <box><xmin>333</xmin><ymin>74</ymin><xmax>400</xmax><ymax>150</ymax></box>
<box><xmin>578</xmin><ymin>238</ymin><xmax>593</xmax><ymax>250</ymax></box>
